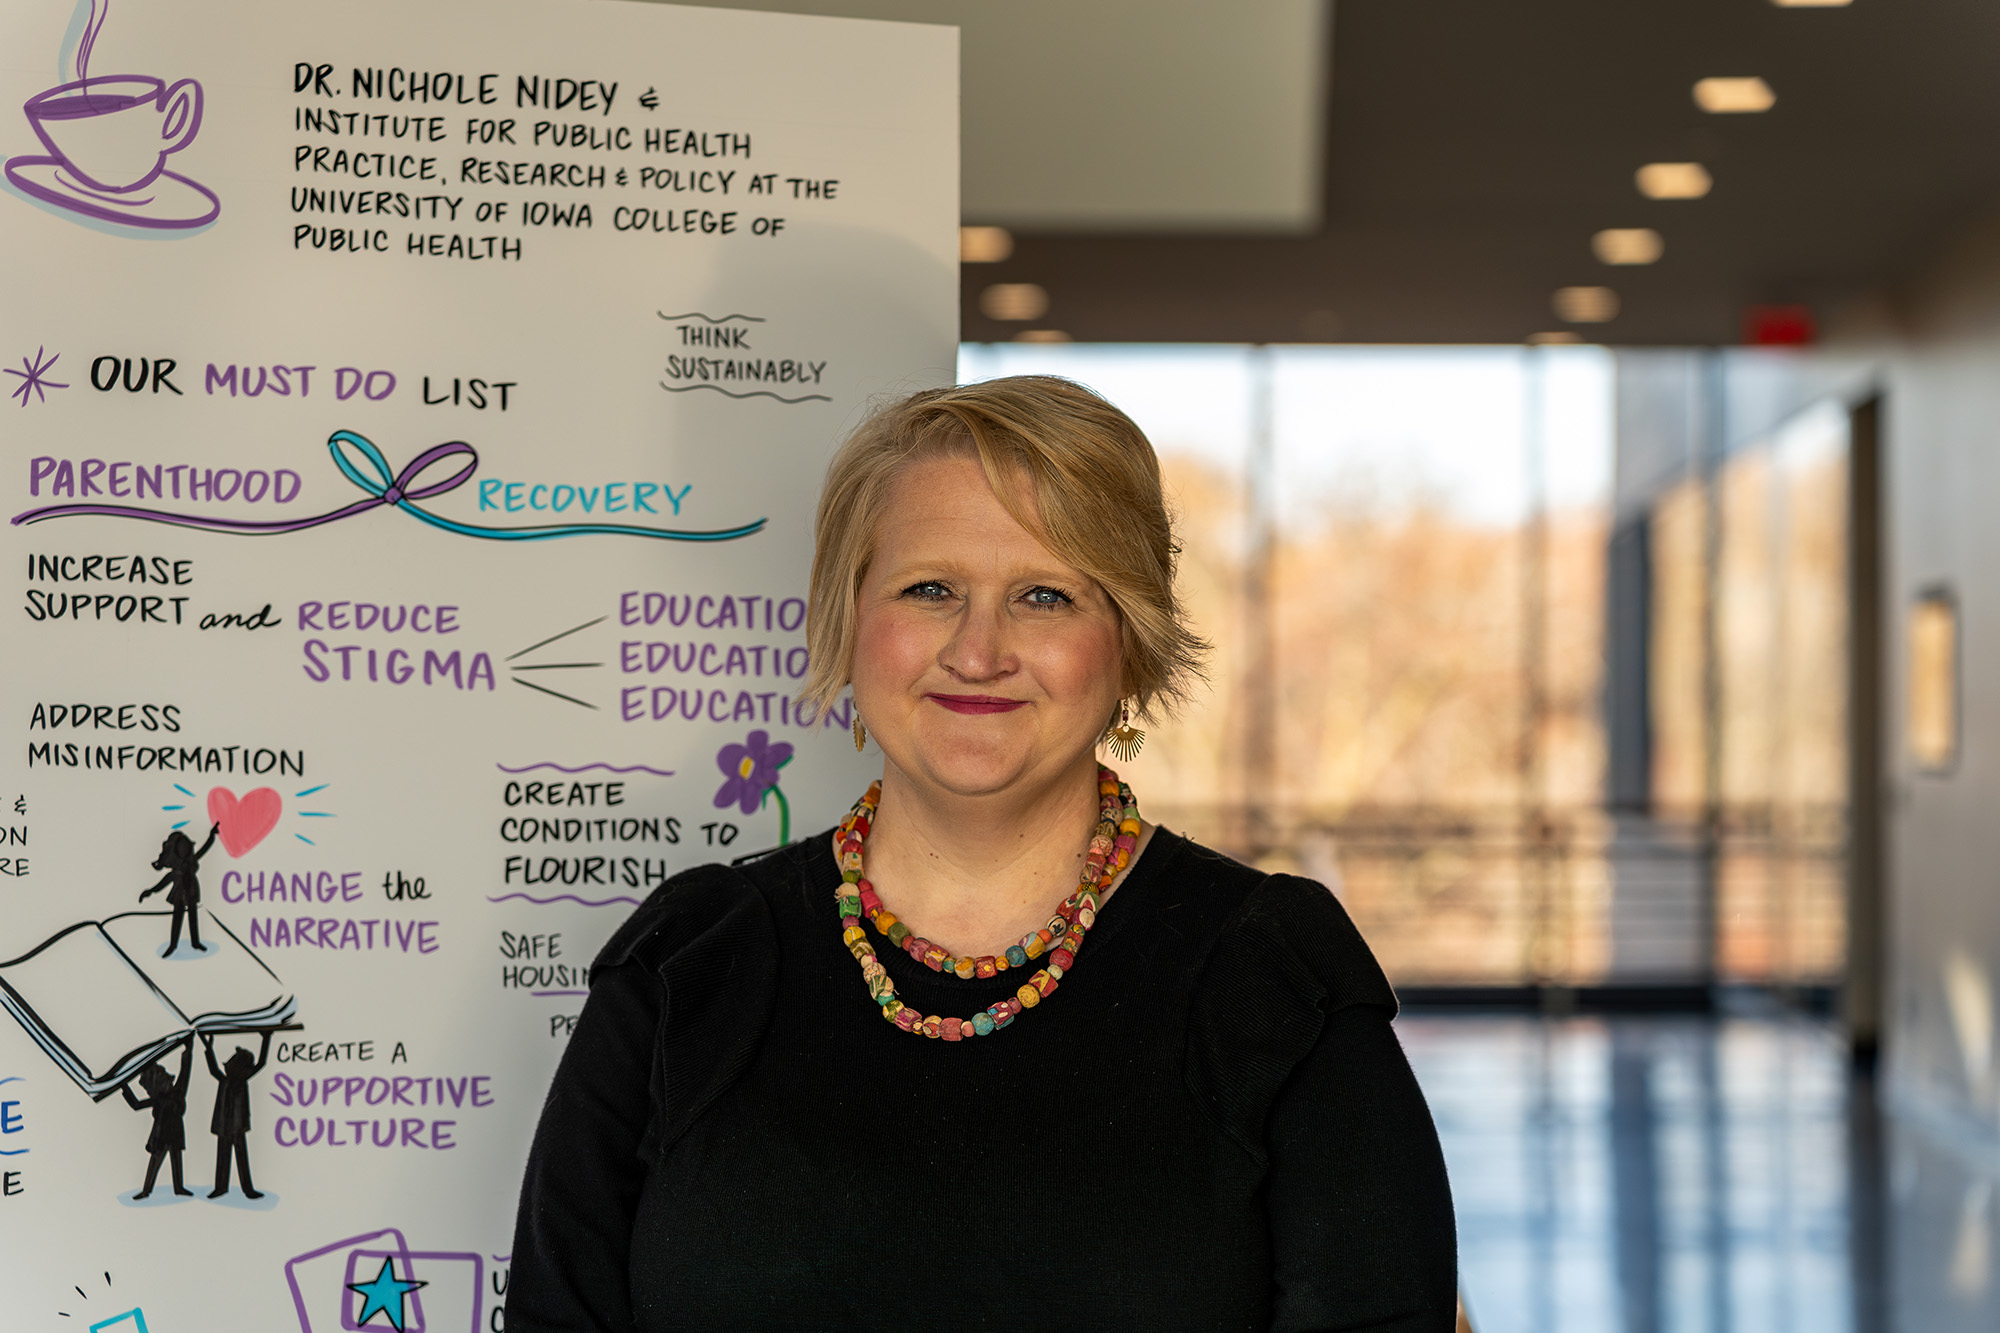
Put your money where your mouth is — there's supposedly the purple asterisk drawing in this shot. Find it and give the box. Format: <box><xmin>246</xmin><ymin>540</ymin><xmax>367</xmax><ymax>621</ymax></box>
<box><xmin>5</xmin><ymin>347</ymin><xmax>67</xmax><ymax>406</ymax></box>
<box><xmin>715</xmin><ymin>730</ymin><xmax>795</xmax><ymax>843</ymax></box>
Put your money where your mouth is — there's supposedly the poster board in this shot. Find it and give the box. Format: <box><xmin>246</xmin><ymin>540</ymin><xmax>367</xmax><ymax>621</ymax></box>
<box><xmin>0</xmin><ymin>0</ymin><xmax>957</xmax><ymax>1325</ymax></box>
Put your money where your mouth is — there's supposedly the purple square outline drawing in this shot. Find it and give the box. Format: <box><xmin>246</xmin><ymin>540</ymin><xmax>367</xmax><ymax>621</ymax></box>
<box><xmin>343</xmin><ymin>1247</ymin><xmax>484</xmax><ymax>1333</ymax></box>
<box><xmin>284</xmin><ymin>1228</ymin><xmax>413</xmax><ymax>1333</ymax></box>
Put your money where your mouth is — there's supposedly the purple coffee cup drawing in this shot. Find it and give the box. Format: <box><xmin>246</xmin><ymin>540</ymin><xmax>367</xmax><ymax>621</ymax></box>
<box><xmin>24</xmin><ymin>74</ymin><xmax>202</xmax><ymax>193</ymax></box>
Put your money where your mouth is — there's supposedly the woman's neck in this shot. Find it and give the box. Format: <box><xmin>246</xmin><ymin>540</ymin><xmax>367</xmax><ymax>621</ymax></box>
<box><xmin>858</xmin><ymin>753</ymin><xmax>1115</xmax><ymax>959</ymax></box>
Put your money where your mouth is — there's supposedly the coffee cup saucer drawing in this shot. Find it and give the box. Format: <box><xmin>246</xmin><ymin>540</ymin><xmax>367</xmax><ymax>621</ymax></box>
<box><xmin>4</xmin><ymin>154</ymin><xmax>219</xmax><ymax>229</ymax></box>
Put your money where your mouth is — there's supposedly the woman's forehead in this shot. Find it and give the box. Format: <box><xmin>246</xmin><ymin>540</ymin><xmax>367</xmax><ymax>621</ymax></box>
<box><xmin>876</xmin><ymin>481</ymin><xmax>1076</xmax><ymax>573</ymax></box>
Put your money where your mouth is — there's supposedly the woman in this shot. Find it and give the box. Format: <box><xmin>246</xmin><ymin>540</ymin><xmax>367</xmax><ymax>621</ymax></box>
<box><xmin>509</xmin><ymin>377</ymin><xmax>1456</xmax><ymax>1330</ymax></box>
<box><xmin>121</xmin><ymin>1039</ymin><xmax>194</xmax><ymax>1199</ymax></box>
<box><xmin>139</xmin><ymin>821</ymin><xmax>221</xmax><ymax>955</ymax></box>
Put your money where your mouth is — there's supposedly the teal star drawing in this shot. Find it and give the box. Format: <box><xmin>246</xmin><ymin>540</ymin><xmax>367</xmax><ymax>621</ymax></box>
<box><xmin>347</xmin><ymin>1256</ymin><xmax>427</xmax><ymax>1331</ymax></box>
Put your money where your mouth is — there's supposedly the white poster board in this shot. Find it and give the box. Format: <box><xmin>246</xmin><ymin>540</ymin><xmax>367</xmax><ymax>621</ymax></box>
<box><xmin>0</xmin><ymin>0</ymin><xmax>956</xmax><ymax>1325</ymax></box>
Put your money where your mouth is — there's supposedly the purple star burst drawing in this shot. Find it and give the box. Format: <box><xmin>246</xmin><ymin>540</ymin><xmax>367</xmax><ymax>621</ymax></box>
<box><xmin>6</xmin><ymin>346</ymin><xmax>68</xmax><ymax>406</ymax></box>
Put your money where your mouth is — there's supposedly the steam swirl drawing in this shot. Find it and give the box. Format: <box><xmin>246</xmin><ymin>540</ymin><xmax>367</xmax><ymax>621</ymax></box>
<box><xmin>4</xmin><ymin>0</ymin><xmax>222</xmax><ymax>231</ymax></box>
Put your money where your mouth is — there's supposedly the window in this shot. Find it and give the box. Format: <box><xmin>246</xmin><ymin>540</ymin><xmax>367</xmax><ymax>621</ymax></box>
<box><xmin>1908</xmin><ymin>587</ymin><xmax>1959</xmax><ymax>772</ymax></box>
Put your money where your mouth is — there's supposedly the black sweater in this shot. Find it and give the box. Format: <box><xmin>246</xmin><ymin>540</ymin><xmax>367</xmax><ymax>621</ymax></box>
<box><xmin>507</xmin><ymin>829</ymin><xmax>1457</xmax><ymax>1332</ymax></box>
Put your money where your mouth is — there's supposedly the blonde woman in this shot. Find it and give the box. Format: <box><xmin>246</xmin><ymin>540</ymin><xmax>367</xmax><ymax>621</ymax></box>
<box><xmin>509</xmin><ymin>377</ymin><xmax>1456</xmax><ymax>1330</ymax></box>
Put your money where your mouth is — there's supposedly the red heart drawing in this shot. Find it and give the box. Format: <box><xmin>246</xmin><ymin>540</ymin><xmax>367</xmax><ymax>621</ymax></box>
<box><xmin>207</xmin><ymin>786</ymin><xmax>282</xmax><ymax>858</ymax></box>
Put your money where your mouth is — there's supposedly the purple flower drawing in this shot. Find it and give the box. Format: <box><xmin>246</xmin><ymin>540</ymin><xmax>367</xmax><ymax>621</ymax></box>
<box><xmin>715</xmin><ymin>731</ymin><xmax>794</xmax><ymax>843</ymax></box>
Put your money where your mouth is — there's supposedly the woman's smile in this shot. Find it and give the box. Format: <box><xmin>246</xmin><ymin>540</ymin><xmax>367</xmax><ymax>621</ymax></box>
<box><xmin>926</xmin><ymin>693</ymin><xmax>1029</xmax><ymax>714</ymax></box>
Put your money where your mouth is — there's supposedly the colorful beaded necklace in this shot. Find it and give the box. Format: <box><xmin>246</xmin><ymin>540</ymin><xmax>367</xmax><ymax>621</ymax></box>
<box><xmin>832</xmin><ymin>764</ymin><xmax>1141</xmax><ymax>1040</ymax></box>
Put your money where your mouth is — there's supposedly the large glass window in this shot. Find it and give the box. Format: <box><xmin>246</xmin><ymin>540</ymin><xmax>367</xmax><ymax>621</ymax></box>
<box><xmin>955</xmin><ymin>346</ymin><xmax>1848</xmax><ymax>993</ymax></box>
<box><xmin>959</xmin><ymin>343</ymin><xmax>1617</xmax><ymax>987</ymax></box>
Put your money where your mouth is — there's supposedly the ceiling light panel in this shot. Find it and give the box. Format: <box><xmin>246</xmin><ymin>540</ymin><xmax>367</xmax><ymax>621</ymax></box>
<box><xmin>1772</xmin><ymin>0</ymin><xmax>1851</xmax><ymax>7</ymax></box>
<box><xmin>960</xmin><ymin>226</ymin><xmax>1014</xmax><ymax>263</ymax></box>
<box><xmin>1554</xmin><ymin>286</ymin><xmax>1620</xmax><ymax>323</ymax></box>
<box><xmin>980</xmin><ymin>283</ymin><xmax>1050</xmax><ymax>321</ymax></box>
<box><xmin>1636</xmin><ymin>162</ymin><xmax>1713</xmax><ymax>200</ymax></box>
<box><xmin>1694</xmin><ymin>77</ymin><xmax>1776</xmax><ymax>113</ymax></box>
<box><xmin>1593</xmin><ymin>228</ymin><xmax>1664</xmax><ymax>265</ymax></box>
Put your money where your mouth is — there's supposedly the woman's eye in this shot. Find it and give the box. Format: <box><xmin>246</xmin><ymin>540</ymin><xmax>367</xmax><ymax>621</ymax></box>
<box><xmin>902</xmin><ymin>580</ymin><xmax>953</xmax><ymax>601</ymax></box>
<box><xmin>1022</xmin><ymin>586</ymin><xmax>1073</xmax><ymax>608</ymax></box>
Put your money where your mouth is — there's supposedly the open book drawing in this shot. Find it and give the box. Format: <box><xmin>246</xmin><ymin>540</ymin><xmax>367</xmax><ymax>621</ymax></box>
<box><xmin>0</xmin><ymin>909</ymin><xmax>296</xmax><ymax>1099</ymax></box>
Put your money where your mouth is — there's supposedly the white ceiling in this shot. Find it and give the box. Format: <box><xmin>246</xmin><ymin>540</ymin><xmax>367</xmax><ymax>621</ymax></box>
<box><xmin>656</xmin><ymin>0</ymin><xmax>1329</xmax><ymax>232</ymax></box>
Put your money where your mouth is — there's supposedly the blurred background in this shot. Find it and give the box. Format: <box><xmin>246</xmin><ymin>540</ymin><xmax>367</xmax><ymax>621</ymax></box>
<box><xmin>704</xmin><ymin>1</ymin><xmax>1996</xmax><ymax>1327</ymax></box>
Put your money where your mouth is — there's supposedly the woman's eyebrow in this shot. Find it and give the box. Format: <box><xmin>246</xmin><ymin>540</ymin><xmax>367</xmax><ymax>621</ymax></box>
<box><xmin>878</xmin><ymin>551</ymin><xmax>1084</xmax><ymax>577</ymax></box>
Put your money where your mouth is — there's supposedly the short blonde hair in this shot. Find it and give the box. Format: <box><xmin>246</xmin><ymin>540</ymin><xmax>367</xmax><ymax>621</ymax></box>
<box><xmin>803</xmin><ymin>375</ymin><xmax>1207</xmax><ymax>722</ymax></box>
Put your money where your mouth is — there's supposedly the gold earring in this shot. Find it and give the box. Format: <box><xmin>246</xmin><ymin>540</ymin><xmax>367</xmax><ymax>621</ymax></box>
<box><xmin>853</xmin><ymin>712</ymin><xmax>867</xmax><ymax>752</ymax></box>
<box><xmin>1106</xmin><ymin>699</ymin><xmax>1145</xmax><ymax>763</ymax></box>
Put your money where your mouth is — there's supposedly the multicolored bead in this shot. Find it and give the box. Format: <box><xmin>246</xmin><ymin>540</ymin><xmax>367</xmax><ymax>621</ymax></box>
<box><xmin>833</xmin><ymin>767</ymin><xmax>1135</xmax><ymax>1043</ymax></box>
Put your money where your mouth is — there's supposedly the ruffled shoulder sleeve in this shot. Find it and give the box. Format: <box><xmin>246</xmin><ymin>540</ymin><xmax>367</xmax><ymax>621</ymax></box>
<box><xmin>508</xmin><ymin>852</ymin><xmax>797</xmax><ymax>1332</ymax></box>
<box><xmin>1185</xmin><ymin>873</ymin><xmax>1397</xmax><ymax>1165</ymax></box>
<box><xmin>591</xmin><ymin>848</ymin><xmax>796</xmax><ymax>1159</ymax></box>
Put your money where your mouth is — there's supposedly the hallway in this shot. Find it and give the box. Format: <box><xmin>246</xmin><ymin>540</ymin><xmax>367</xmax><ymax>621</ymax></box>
<box><xmin>1403</xmin><ymin>1011</ymin><xmax>2000</xmax><ymax>1332</ymax></box>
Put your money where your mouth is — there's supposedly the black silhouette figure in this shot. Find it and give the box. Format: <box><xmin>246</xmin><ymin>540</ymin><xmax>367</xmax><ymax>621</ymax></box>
<box><xmin>203</xmin><ymin>1030</ymin><xmax>271</xmax><ymax>1199</ymax></box>
<box><xmin>139</xmin><ymin>822</ymin><xmax>221</xmax><ymax>955</ymax></box>
<box><xmin>120</xmin><ymin>1040</ymin><xmax>195</xmax><ymax>1198</ymax></box>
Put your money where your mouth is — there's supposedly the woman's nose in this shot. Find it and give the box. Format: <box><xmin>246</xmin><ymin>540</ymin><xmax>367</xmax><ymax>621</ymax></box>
<box><xmin>938</xmin><ymin>599</ymin><xmax>1012</xmax><ymax>681</ymax></box>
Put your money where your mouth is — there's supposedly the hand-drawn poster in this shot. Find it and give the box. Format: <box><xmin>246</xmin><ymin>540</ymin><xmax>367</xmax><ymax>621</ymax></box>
<box><xmin>0</xmin><ymin>0</ymin><xmax>956</xmax><ymax>1325</ymax></box>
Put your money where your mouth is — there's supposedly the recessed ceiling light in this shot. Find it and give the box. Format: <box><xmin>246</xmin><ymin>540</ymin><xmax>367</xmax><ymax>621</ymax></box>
<box><xmin>1527</xmin><ymin>331</ymin><xmax>1585</xmax><ymax>345</ymax></box>
<box><xmin>1636</xmin><ymin>162</ymin><xmax>1713</xmax><ymax>200</ymax></box>
<box><xmin>1772</xmin><ymin>0</ymin><xmax>1850</xmax><ymax>7</ymax></box>
<box><xmin>1015</xmin><ymin>329</ymin><xmax>1071</xmax><ymax>344</ymax></box>
<box><xmin>960</xmin><ymin>226</ymin><xmax>1013</xmax><ymax>263</ymax></box>
<box><xmin>1693</xmin><ymin>76</ymin><xmax>1776</xmax><ymax>113</ymax></box>
<box><xmin>1593</xmin><ymin>228</ymin><xmax>1664</xmax><ymax>265</ymax></box>
<box><xmin>1553</xmin><ymin>287</ymin><xmax>1620</xmax><ymax>323</ymax></box>
<box><xmin>979</xmin><ymin>283</ymin><xmax>1049</xmax><ymax>321</ymax></box>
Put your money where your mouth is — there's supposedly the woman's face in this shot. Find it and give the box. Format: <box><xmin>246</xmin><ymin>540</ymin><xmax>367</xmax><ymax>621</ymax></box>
<box><xmin>850</xmin><ymin>452</ymin><xmax>1124</xmax><ymax>799</ymax></box>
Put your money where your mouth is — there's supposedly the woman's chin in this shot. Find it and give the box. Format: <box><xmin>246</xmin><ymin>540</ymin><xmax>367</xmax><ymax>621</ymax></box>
<box><xmin>896</xmin><ymin>730</ymin><xmax>1052</xmax><ymax>798</ymax></box>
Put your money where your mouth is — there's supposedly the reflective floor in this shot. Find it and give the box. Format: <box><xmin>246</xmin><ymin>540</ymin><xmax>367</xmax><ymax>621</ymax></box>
<box><xmin>1399</xmin><ymin>1010</ymin><xmax>2000</xmax><ymax>1333</ymax></box>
